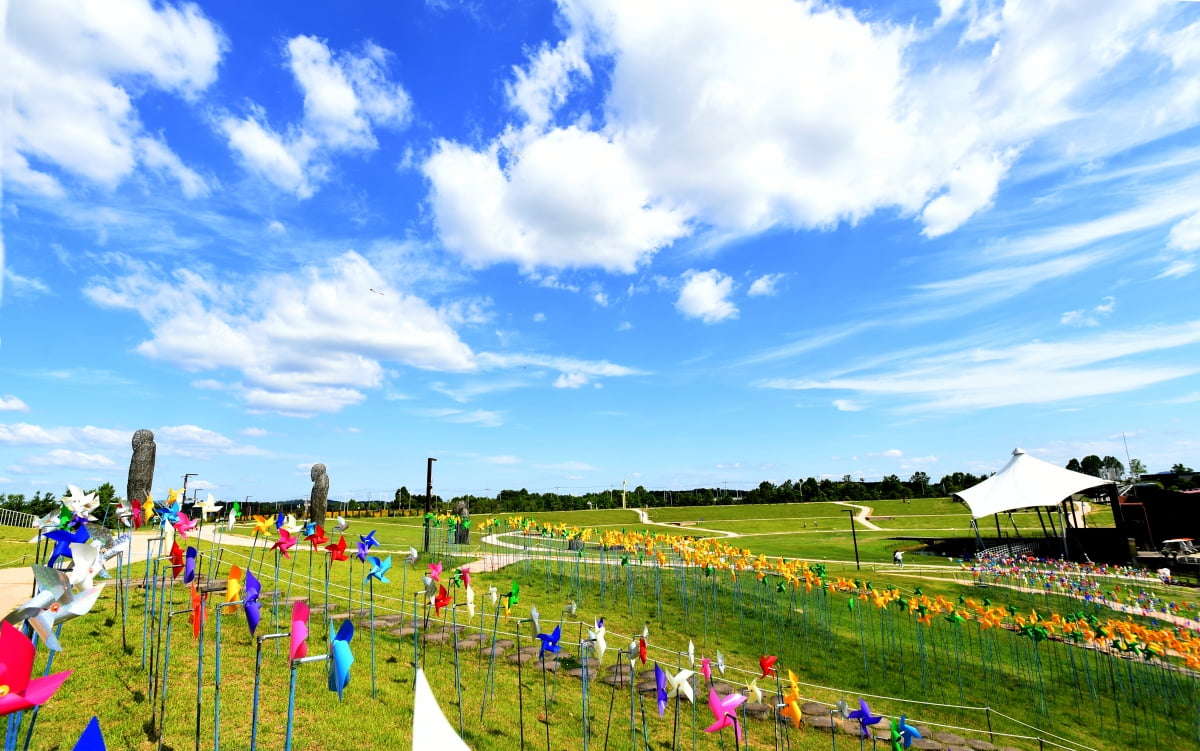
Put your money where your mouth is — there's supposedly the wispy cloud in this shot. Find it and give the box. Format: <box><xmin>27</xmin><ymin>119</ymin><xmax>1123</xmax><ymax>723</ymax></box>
<box><xmin>414</xmin><ymin>408</ymin><xmax>504</xmax><ymax>427</ymax></box>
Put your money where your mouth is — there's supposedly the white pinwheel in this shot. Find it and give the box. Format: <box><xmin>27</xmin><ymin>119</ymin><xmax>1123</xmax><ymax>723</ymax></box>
<box><xmin>716</xmin><ymin>650</ymin><xmax>726</xmax><ymax>675</ymax></box>
<box><xmin>63</xmin><ymin>485</ymin><xmax>99</xmax><ymax>520</ymax></box>
<box><xmin>665</xmin><ymin>668</ymin><xmax>696</xmax><ymax>703</ymax></box>
<box><xmin>747</xmin><ymin>679</ymin><xmax>763</xmax><ymax>705</ymax></box>
<box><xmin>465</xmin><ymin>584</ymin><xmax>476</xmax><ymax>619</ymax></box>
<box><xmin>282</xmin><ymin>514</ymin><xmax>304</xmax><ymax>535</ymax></box>
<box><xmin>588</xmin><ymin>621</ymin><xmax>607</xmax><ymax>663</ymax></box>
<box><xmin>5</xmin><ymin>566</ymin><xmax>102</xmax><ymax>652</ymax></box>
<box><xmin>194</xmin><ymin>493</ymin><xmax>223</xmax><ymax>520</ymax></box>
<box><xmin>68</xmin><ymin>542</ymin><xmax>105</xmax><ymax>591</ymax></box>
<box><xmin>530</xmin><ymin>605</ymin><xmax>541</xmax><ymax>634</ymax></box>
<box><xmin>335</xmin><ymin>516</ymin><xmax>349</xmax><ymax>532</ymax></box>
<box><xmin>487</xmin><ymin>586</ymin><xmax>499</xmax><ymax>607</ymax></box>
<box><xmin>688</xmin><ymin>639</ymin><xmax>695</xmax><ymax>667</ymax></box>
<box><xmin>405</xmin><ymin>547</ymin><xmax>419</xmax><ymax>567</ymax></box>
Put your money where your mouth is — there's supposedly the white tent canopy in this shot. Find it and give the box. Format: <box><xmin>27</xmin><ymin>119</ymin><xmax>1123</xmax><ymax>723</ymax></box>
<box><xmin>956</xmin><ymin>447</ymin><xmax>1114</xmax><ymax>520</ymax></box>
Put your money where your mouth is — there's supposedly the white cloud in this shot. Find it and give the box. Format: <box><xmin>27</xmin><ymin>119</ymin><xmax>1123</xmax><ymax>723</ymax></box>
<box><xmin>1061</xmin><ymin>296</ymin><xmax>1116</xmax><ymax>327</ymax></box>
<box><xmin>3</xmin><ymin>269</ymin><xmax>51</xmax><ymax>298</ymax></box>
<box><xmin>23</xmin><ymin>449</ymin><xmax>117</xmax><ymax>470</ymax></box>
<box><xmin>675</xmin><ymin>269</ymin><xmax>738</xmax><ymax>323</ymax></box>
<box><xmin>267</xmin><ymin>220</ymin><xmax>287</xmax><ymax>235</ymax></box>
<box><xmin>617</xmin><ymin>321</ymin><xmax>632</xmax><ymax>331</ymax></box>
<box><xmin>415</xmin><ymin>408</ymin><xmax>504</xmax><ymax>427</ymax></box>
<box><xmin>533</xmin><ymin>312</ymin><xmax>546</xmax><ymax>322</ymax></box>
<box><xmin>765</xmin><ymin>320</ymin><xmax>1200</xmax><ymax>412</ymax></box>
<box><xmin>485</xmin><ymin>455</ymin><xmax>520</xmax><ymax>465</ymax></box>
<box><xmin>1162</xmin><ymin>211</ymin><xmax>1200</xmax><ymax>277</ymax></box>
<box><xmin>241</xmin><ymin>427</ymin><xmax>269</xmax><ymax>437</ymax></box>
<box><xmin>421</xmin><ymin>0</ymin><xmax>1191</xmax><ymax>272</ymax></box>
<box><xmin>4</xmin><ymin>0</ymin><xmax>223</xmax><ymax>195</ymax></box>
<box><xmin>476</xmin><ymin>352</ymin><xmax>644</xmax><ymax>378</ymax></box>
<box><xmin>0</xmin><ymin>397</ymin><xmax>31</xmax><ymax>413</ymax></box>
<box><xmin>747</xmin><ymin>274</ymin><xmax>784</xmax><ymax>297</ymax></box>
<box><xmin>554</xmin><ymin>372</ymin><xmax>589</xmax><ymax>389</ymax></box>
<box><xmin>833</xmin><ymin>399</ymin><xmax>863</xmax><ymax>412</ymax></box>
<box><xmin>221</xmin><ymin>36</ymin><xmax>412</xmax><ymax>197</ymax></box>
<box><xmin>882</xmin><ymin>449</ymin><xmax>903</xmax><ymax>458</ymax></box>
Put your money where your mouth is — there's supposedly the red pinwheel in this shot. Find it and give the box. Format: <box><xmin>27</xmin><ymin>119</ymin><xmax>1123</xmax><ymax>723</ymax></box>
<box><xmin>272</xmin><ymin>528</ymin><xmax>297</xmax><ymax>559</ymax></box>
<box><xmin>169</xmin><ymin>540</ymin><xmax>185</xmax><ymax>579</ymax></box>
<box><xmin>459</xmin><ymin>566</ymin><xmax>471</xmax><ymax>589</ymax></box>
<box><xmin>305</xmin><ymin>525</ymin><xmax>328</xmax><ymax>551</ymax></box>
<box><xmin>290</xmin><ymin>601</ymin><xmax>309</xmax><ymax>661</ymax></box>
<box><xmin>0</xmin><ymin>621</ymin><xmax>72</xmax><ymax>716</ymax></box>
<box><xmin>638</xmin><ymin>636</ymin><xmax>647</xmax><ymax>665</ymax></box>
<box><xmin>759</xmin><ymin>654</ymin><xmax>778</xmax><ymax>679</ymax></box>
<box><xmin>326</xmin><ymin>535</ymin><xmax>348</xmax><ymax>562</ymax></box>
<box><xmin>433</xmin><ymin>585</ymin><xmax>451</xmax><ymax>616</ymax></box>
<box><xmin>190</xmin><ymin>583</ymin><xmax>206</xmax><ymax>639</ymax></box>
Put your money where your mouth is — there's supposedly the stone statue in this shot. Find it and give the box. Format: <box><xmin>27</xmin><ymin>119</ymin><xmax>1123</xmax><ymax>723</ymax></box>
<box><xmin>452</xmin><ymin>499</ymin><xmax>471</xmax><ymax>544</ymax></box>
<box><xmin>127</xmin><ymin>429</ymin><xmax>156</xmax><ymax>504</ymax></box>
<box><xmin>310</xmin><ymin>463</ymin><xmax>330</xmax><ymax>527</ymax></box>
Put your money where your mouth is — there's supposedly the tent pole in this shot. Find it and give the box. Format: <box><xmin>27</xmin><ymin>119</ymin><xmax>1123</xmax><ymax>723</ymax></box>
<box><xmin>1059</xmin><ymin>504</ymin><xmax>1069</xmax><ymax>561</ymax></box>
<box><xmin>1035</xmin><ymin>506</ymin><xmax>1050</xmax><ymax>538</ymax></box>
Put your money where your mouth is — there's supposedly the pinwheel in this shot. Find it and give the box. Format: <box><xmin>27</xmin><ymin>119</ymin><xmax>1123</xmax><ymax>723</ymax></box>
<box><xmin>252</xmin><ymin>515</ymin><xmax>272</xmax><ymax>536</ymax></box>
<box><xmin>169</xmin><ymin>540</ymin><xmax>185</xmax><ymax>579</ymax></box>
<box><xmin>6</xmin><ymin>567</ymin><xmax>102</xmax><ymax>652</ymax></box>
<box><xmin>183</xmin><ymin>545</ymin><xmax>198</xmax><ymax>584</ymax></box>
<box><xmin>326</xmin><ymin>535</ymin><xmax>348</xmax><ymax>562</ymax></box>
<box><xmin>141</xmin><ymin>497</ymin><xmax>155</xmax><ymax>526</ymax></box>
<box><xmin>116</xmin><ymin>500</ymin><xmax>136</xmax><ymax>529</ymax></box>
<box><xmin>63</xmin><ymin>485</ymin><xmax>99</xmax><ymax>520</ymax></box>
<box><xmin>746</xmin><ymin>679</ymin><xmax>763</xmax><ymax>705</ymax></box>
<box><xmin>654</xmin><ymin>663</ymin><xmax>669</xmax><ymax>717</ymax></box>
<box><xmin>303</xmin><ymin>521</ymin><xmax>316</xmax><ymax>538</ymax></box>
<box><xmin>190</xmin><ymin>582</ymin><xmax>206</xmax><ymax>639</ymax></box>
<box><xmin>275</xmin><ymin>512</ymin><xmax>285</xmax><ymax>530</ymax></box>
<box><xmin>700</xmin><ymin>657</ymin><xmax>712</xmax><ymax>683</ymax></box>
<box><xmin>434</xmin><ymin>585</ymin><xmax>452</xmax><ymax>616</ymax></box>
<box><xmin>889</xmin><ymin>715</ymin><xmax>921</xmax><ymax>750</ymax></box>
<box><xmin>588</xmin><ymin>619</ymin><xmax>607</xmax><ymax>663</ymax></box>
<box><xmin>405</xmin><ymin>547</ymin><xmax>418</xmax><ymax>567</ymax></box>
<box><xmin>32</xmin><ymin>509</ymin><xmax>61</xmax><ymax>535</ymax></box>
<box><xmin>359</xmin><ymin>530</ymin><xmax>379</xmax><ymax>550</ymax></box>
<box><xmin>759</xmin><ymin>654</ymin><xmax>778</xmax><ymax>679</ymax></box>
<box><xmin>780</xmin><ymin>671</ymin><xmax>802</xmax><ymax>729</ymax></box>
<box><xmin>282</xmin><ymin>514</ymin><xmax>303</xmax><ymax>535</ymax></box>
<box><xmin>224</xmin><ymin>566</ymin><xmax>244</xmax><ymax>613</ymax></box>
<box><xmin>716</xmin><ymin>651</ymin><xmax>726</xmax><ymax>675</ymax></box>
<box><xmin>226</xmin><ymin>505</ymin><xmax>239</xmax><ymax>532</ymax></box>
<box><xmin>536</xmin><ymin>625</ymin><xmax>561</xmax><ymax>660</ymax></box>
<box><xmin>487</xmin><ymin>586</ymin><xmax>499</xmax><ymax>608</ymax></box>
<box><xmin>355</xmin><ymin>538</ymin><xmax>371</xmax><ymax>562</ymax></box>
<box><xmin>329</xmin><ymin>619</ymin><xmax>354</xmax><ymax>700</ymax></box>
<box><xmin>703</xmin><ymin>687</ymin><xmax>746</xmax><ymax>741</ymax></box>
<box><xmin>465</xmin><ymin>585</ymin><xmax>476</xmax><ymax>619</ymax></box>
<box><xmin>244</xmin><ymin>570</ymin><xmax>262</xmax><ymax>635</ymax></box>
<box><xmin>847</xmin><ymin>699</ymin><xmax>882</xmax><ymax>738</ymax></box>
<box><xmin>638</xmin><ymin>636</ymin><xmax>647</xmax><ymax>664</ymax></box>
<box><xmin>290</xmin><ymin>601</ymin><xmax>309</xmax><ymax>661</ymax></box>
<box><xmin>688</xmin><ymin>640</ymin><xmax>695</xmax><ymax>667</ymax></box>
<box><xmin>0</xmin><ymin>621</ymin><xmax>72</xmax><ymax>716</ymax></box>
<box><xmin>459</xmin><ymin>566</ymin><xmax>471</xmax><ymax>589</ymax></box>
<box><xmin>72</xmin><ymin>716</ymin><xmax>105</xmax><ymax>751</ymax></box>
<box><xmin>46</xmin><ymin>524</ymin><xmax>89</xmax><ymax>567</ymax></box>
<box><xmin>505</xmin><ymin>580</ymin><xmax>520</xmax><ymax>616</ymax></box>
<box><xmin>273</xmin><ymin>528</ymin><xmax>297</xmax><ymax>559</ymax></box>
<box><xmin>305</xmin><ymin>525</ymin><xmax>328</xmax><ymax>550</ymax></box>
<box><xmin>173</xmin><ymin>512</ymin><xmax>197</xmax><ymax>539</ymax></box>
<box><xmin>530</xmin><ymin>605</ymin><xmax>541</xmax><ymax>634</ymax></box>
<box><xmin>156</xmin><ymin>498</ymin><xmax>182</xmax><ymax>526</ymax></box>
<box><xmin>335</xmin><ymin>516</ymin><xmax>349</xmax><ymax>532</ymax></box>
<box><xmin>194</xmin><ymin>493</ymin><xmax>223</xmax><ymax>519</ymax></box>
<box><xmin>665</xmin><ymin>667</ymin><xmax>695</xmax><ymax>702</ymax></box>
<box><xmin>67</xmin><ymin>542</ymin><xmax>104</xmax><ymax>591</ymax></box>
<box><xmin>366</xmin><ymin>555</ymin><xmax>392</xmax><ymax>584</ymax></box>
<box><xmin>428</xmin><ymin>561</ymin><xmax>443</xmax><ymax>582</ymax></box>
<box><xmin>835</xmin><ymin>699</ymin><xmax>851</xmax><ymax>719</ymax></box>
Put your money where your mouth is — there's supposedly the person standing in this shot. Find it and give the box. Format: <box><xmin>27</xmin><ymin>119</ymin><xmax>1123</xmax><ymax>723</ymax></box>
<box><xmin>893</xmin><ymin>550</ymin><xmax>904</xmax><ymax>567</ymax></box>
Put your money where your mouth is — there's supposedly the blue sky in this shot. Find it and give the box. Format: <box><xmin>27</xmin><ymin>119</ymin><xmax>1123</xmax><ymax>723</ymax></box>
<box><xmin>2</xmin><ymin>0</ymin><xmax>1200</xmax><ymax>504</ymax></box>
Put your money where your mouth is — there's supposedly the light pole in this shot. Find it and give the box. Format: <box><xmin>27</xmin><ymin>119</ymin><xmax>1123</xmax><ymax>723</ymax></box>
<box><xmin>843</xmin><ymin>508</ymin><xmax>861</xmax><ymax>571</ymax></box>
<box><xmin>423</xmin><ymin>458</ymin><xmax>437</xmax><ymax>553</ymax></box>
<box><xmin>182</xmin><ymin>473</ymin><xmax>197</xmax><ymax>505</ymax></box>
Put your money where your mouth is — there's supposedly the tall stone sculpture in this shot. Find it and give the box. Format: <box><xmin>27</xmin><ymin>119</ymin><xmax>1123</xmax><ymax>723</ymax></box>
<box><xmin>310</xmin><ymin>463</ymin><xmax>330</xmax><ymax>527</ymax></box>
<box><xmin>127</xmin><ymin>429</ymin><xmax>156</xmax><ymax>504</ymax></box>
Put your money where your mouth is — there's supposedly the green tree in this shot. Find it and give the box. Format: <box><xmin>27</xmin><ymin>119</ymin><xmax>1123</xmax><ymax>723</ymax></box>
<box><xmin>1065</xmin><ymin>458</ymin><xmax>1082</xmax><ymax>473</ymax></box>
<box><xmin>1101</xmin><ymin>456</ymin><xmax>1125</xmax><ymax>480</ymax></box>
<box><xmin>1079</xmin><ymin>455</ymin><xmax>1103</xmax><ymax>477</ymax></box>
<box><xmin>1171</xmin><ymin>463</ymin><xmax>1194</xmax><ymax>473</ymax></box>
<box><xmin>909</xmin><ymin>471</ymin><xmax>930</xmax><ymax>497</ymax></box>
<box><xmin>1129</xmin><ymin>458</ymin><xmax>1147</xmax><ymax>477</ymax></box>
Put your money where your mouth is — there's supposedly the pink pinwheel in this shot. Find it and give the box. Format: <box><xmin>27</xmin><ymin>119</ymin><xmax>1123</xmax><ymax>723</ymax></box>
<box><xmin>0</xmin><ymin>621</ymin><xmax>72</xmax><ymax>716</ymax></box>
<box><xmin>700</xmin><ymin>657</ymin><xmax>712</xmax><ymax>683</ymax></box>
<box><xmin>130</xmin><ymin>501</ymin><xmax>144</xmax><ymax>530</ymax></box>
<box><xmin>459</xmin><ymin>567</ymin><xmax>471</xmax><ymax>589</ymax></box>
<box><xmin>703</xmin><ymin>687</ymin><xmax>746</xmax><ymax>741</ymax></box>
<box><xmin>290</xmin><ymin>600</ymin><xmax>309</xmax><ymax>661</ymax></box>
<box><xmin>272</xmin><ymin>528</ymin><xmax>297</xmax><ymax>559</ymax></box>
<box><xmin>174</xmin><ymin>512</ymin><xmax>197</xmax><ymax>539</ymax></box>
<box><xmin>428</xmin><ymin>561</ymin><xmax>443</xmax><ymax>582</ymax></box>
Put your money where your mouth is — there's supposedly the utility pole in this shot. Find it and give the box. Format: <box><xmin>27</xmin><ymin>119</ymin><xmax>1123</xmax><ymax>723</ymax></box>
<box><xmin>423</xmin><ymin>458</ymin><xmax>437</xmax><ymax>553</ymax></box>
<box><xmin>622</xmin><ymin>479</ymin><xmax>627</xmax><ymax>509</ymax></box>
<box><xmin>182</xmin><ymin>473</ymin><xmax>197</xmax><ymax>505</ymax></box>
<box><xmin>843</xmin><ymin>508</ymin><xmax>861</xmax><ymax>571</ymax></box>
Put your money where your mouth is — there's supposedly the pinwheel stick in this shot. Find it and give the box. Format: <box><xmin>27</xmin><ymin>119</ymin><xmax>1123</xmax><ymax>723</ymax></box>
<box><xmin>16</xmin><ymin>623</ymin><xmax>64</xmax><ymax>751</ymax></box>
<box><xmin>249</xmin><ymin>632</ymin><xmax>290</xmax><ymax>751</ymax></box>
<box><xmin>213</xmin><ymin>599</ymin><xmax>247</xmax><ymax>751</ymax></box>
<box><xmin>156</xmin><ymin>606</ymin><xmax>193</xmax><ymax>751</ymax></box>
<box><xmin>515</xmin><ymin>619</ymin><xmax>529</xmax><ymax>751</ymax></box>
<box><xmin>369</xmin><ymin>576</ymin><xmax>377</xmax><ymax>700</ymax></box>
<box><xmin>285</xmin><ymin>654</ymin><xmax>329</xmax><ymax>751</ymax></box>
<box><xmin>450</xmin><ymin>603</ymin><xmax>465</xmax><ymax>736</ymax></box>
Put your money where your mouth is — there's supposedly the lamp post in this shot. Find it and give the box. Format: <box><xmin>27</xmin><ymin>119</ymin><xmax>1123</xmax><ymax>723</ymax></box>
<box><xmin>423</xmin><ymin>458</ymin><xmax>437</xmax><ymax>553</ymax></box>
<box><xmin>843</xmin><ymin>508</ymin><xmax>861</xmax><ymax>571</ymax></box>
<box><xmin>183</xmin><ymin>473</ymin><xmax>197</xmax><ymax>504</ymax></box>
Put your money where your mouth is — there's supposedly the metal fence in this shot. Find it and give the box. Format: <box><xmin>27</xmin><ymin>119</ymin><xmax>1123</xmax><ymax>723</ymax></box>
<box><xmin>0</xmin><ymin>507</ymin><xmax>36</xmax><ymax>529</ymax></box>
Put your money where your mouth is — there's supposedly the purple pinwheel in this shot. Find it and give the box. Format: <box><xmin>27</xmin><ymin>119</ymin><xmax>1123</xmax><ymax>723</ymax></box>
<box><xmin>244</xmin><ymin>570</ymin><xmax>262</xmax><ymax>635</ymax></box>
<box><xmin>328</xmin><ymin>619</ymin><xmax>354</xmax><ymax>700</ymax></box>
<box><xmin>184</xmin><ymin>546</ymin><xmax>199</xmax><ymax>584</ymax></box>
<box><xmin>45</xmin><ymin>524</ymin><xmax>89</xmax><ymax>567</ymax></box>
<box><xmin>703</xmin><ymin>687</ymin><xmax>746</xmax><ymax>741</ymax></box>
<box><xmin>654</xmin><ymin>663</ymin><xmax>669</xmax><ymax>717</ymax></box>
<box><xmin>847</xmin><ymin>699</ymin><xmax>883</xmax><ymax>738</ymax></box>
<box><xmin>355</xmin><ymin>539</ymin><xmax>370</xmax><ymax>562</ymax></box>
<box><xmin>536</xmin><ymin>625</ymin><xmax>561</xmax><ymax>660</ymax></box>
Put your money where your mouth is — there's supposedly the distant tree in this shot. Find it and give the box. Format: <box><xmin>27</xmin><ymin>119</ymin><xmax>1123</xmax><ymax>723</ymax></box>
<box><xmin>1079</xmin><ymin>455</ymin><xmax>1104</xmax><ymax>477</ymax></box>
<box><xmin>801</xmin><ymin>477</ymin><xmax>820</xmax><ymax>502</ymax></box>
<box><xmin>909</xmin><ymin>471</ymin><xmax>930</xmax><ymax>497</ymax></box>
<box><xmin>1129</xmin><ymin>458</ymin><xmax>1147</xmax><ymax>477</ymax></box>
<box><xmin>1100</xmin><ymin>456</ymin><xmax>1124</xmax><ymax>480</ymax></box>
<box><xmin>1065</xmin><ymin>458</ymin><xmax>1082</xmax><ymax>473</ymax></box>
<box><xmin>879</xmin><ymin>474</ymin><xmax>906</xmax><ymax>499</ymax></box>
<box><xmin>1172</xmin><ymin>463</ymin><xmax>1194</xmax><ymax>473</ymax></box>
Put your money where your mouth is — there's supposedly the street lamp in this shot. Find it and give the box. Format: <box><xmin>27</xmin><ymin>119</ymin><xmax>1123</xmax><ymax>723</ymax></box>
<box><xmin>423</xmin><ymin>458</ymin><xmax>437</xmax><ymax>553</ymax></box>
<box><xmin>182</xmin><ymin>473</ymin><xmax>197</xmax><ymax>504</ymax></box>
<box><xmin>843</xmin><ymin>508</ymin><xmax>861</xmax><ymax>571</ymax></box>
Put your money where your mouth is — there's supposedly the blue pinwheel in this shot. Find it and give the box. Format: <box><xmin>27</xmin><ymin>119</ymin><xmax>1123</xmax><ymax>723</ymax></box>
<box><xmin>365</xmin><ymin>555</ymin><xmax>392</xmax><ymax>584</ymax></box>
<box><xmin>184</xmin><ymin>546</ymin><xmax>199</xmax><ymax>584</ymax></box>
<box><xmin>889</xmin><ymin>715</ymin><xmax>921</xmax><ymax>750</ymax></box>
<box><xmin>156</xmin><ymin>500</ymin><xmax>181</xmax><ymax>526</ymax></box>
<box><xmin>355</xmin><ymin>539</ymin><xmax>370</xmax><ymax>562</ymax></box>
<box><xmin>303</xmin><ymin>521</ymin><xmax>316</xmax><ymax>537</ymax></box>
<box><xmin>73</xmin><ymin>716</ymin><xmax>106</xmax><ymax>751</ymax></box>
<box><xmin>654</xmin><ymin>663</ymin><xmax>669</xmax><ymax>717</ymax></box>
<box><xmin>275</xmin><ymin>512</ymin><xmax>285</xmax><ymax>529</ymax></box>
<box><xmin>45</xmin><ymin>524</ymin><xmax>89</xmax><ymax>567</ymax></box>
<box><xmin>359</xmin><ymin>530</ymin><xmax>378</xmax><ymax>550</ymax></box>
<box><xmin>536</xmin><ymin>624</ymin><xmax>561</xmax><ymax>660</ymax></box>
<box><xmin>329</xmin><ymin>619</ymin><xmax>354</xmax><ymax>700</ymax></box>
<box><xmin>847</xmin><ymin>699</ymin><xmax>882</xmax><ymax>738</ymax></box>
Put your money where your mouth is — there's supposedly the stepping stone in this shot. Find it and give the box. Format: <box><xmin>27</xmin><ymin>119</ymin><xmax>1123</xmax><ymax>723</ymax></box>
<box><xmin>910</xmin><ymin>740</ymin><xmax>945</xmax><ymax>750</ymax></box>
<box><xmin>422</xmin><ymin>631</ymin><xmax>451</xmax><ymax>644</ymax></box>
<box><xmin>483</xmin><ymin>645</ymin><xmax>508</xmax><ymax>658</ymax></box>
<box><xmin>638</xmin><ymin>669</ymin><xmax>658</xmax><ymax>681</ymax></box>
<box><xmin>710</xmin><ymin>681</ymin><xmax>735</xmax><ymax>695</ymax></box>
<box><xmin>389</xmin><ymin>626</ymin><xmax>415</xmax><ymax>638</ymax></box>
<box><xmin>565</xmin><ymin>667</ymin><xmax>601</xmax><ymax>680</ymax></box>
<box><xmin>800</xmin><ymin>701</ymin><xmax>829</xmax><ymax>716</ymax></box>
<box><xmin>996</xmin><ymin>747</ymin><xmax>1024</xmax><ymax>751</ymax></box>
<box><xmin>507</xmin><ymin>651</ymin><xmax>537</xmax><ymax>664</ymax></box>
<box><xmin>933</xmin><ymin>732</ymin><xmax>967</xmax><ymax>746</ymax></box>
<box><xmin>744</xmin><ymin>702</ymin><xmax>772</xmax><ymax>719</ymax></box>
<box><xmin>516</xmin><ymin>645</ymin><xmax>541</xmax><ymax>657</ymax></box>
<box><xmin>492</xmin><ymin>638</ymin><xmax>515</xmax><ymax>650</ymax></box>
<box><xmin>635</xmin><ymin>680</ymin><xmax>657</xmax><ymax>694</ymax></box>
<box><xmin>458</xmin><ymin>633</ymin><xmax>484</xmax><ymax>646</ymax></box>
<box><xmin>804</xmin><ymin>714</ymin><xmax>836</xmax><ymax>730</ymax></box>
<box><xmin>601</xmin><ymin>673</ymin><xmax>631</xmax><ymax>687</ymax></box>
<box><xmin>538</xmin><ymin>660</ymin><xmax>560</xmax><ymax>672</ymax></box>
<box><xmin>967</xmin><ymin>741</ymin><xmax>998</xmax><ymax>750</ymax></box>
